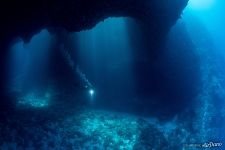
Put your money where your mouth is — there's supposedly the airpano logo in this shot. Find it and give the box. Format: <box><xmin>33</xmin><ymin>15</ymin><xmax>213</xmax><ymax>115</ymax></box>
<box><xmin>183</xmin><ymin>141</ymin><xmax>223</xmax><ymax>148</ymax></box>
<box><xmin>202</xmin><ymin>141</ymin><xmax>223</xmax><ymax>148</ymax></box>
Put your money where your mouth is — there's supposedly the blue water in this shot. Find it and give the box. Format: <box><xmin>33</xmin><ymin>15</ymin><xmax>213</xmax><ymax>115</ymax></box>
<box><xmin>2</xmin><ymin>0</ymin><xmax>225</xmax><ymax>149</ymax></box>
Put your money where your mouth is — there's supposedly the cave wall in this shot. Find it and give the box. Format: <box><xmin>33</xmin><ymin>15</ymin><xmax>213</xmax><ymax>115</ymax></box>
<box><xmin>0</xmin><ymin>0</ymin><xmax>188</xmax><ymax>108</ymax></box>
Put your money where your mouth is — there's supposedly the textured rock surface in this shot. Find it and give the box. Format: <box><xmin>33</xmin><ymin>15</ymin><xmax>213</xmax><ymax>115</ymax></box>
<box><xmin>0</xmin><ymin>109</ymin><xmax>173</xmax><ymax>149</ymax></box>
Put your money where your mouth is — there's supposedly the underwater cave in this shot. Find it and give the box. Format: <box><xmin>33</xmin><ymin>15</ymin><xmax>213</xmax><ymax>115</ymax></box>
<box><xmin>0</xmin><ymin>0</ymin><xmax>225</xmax><ymax>149</ymax></box>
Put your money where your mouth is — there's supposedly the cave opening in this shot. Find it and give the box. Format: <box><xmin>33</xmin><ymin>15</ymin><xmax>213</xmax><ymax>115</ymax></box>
<box><xmin>6</xmin><ymin>16</ymin><xmax>201</xmax><ymax>120</ymax></box>
<box><xmin>6</xmin><ymin>17</ymin><xmax>140</xmax><ymax>111</ymax></box>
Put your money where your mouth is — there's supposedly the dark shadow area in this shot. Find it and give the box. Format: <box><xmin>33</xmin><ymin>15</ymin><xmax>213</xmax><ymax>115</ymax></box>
<box><xmin>126</xmin><ymin>20</ymin><xmax>201</xmax><ymax>120</ymax></box>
